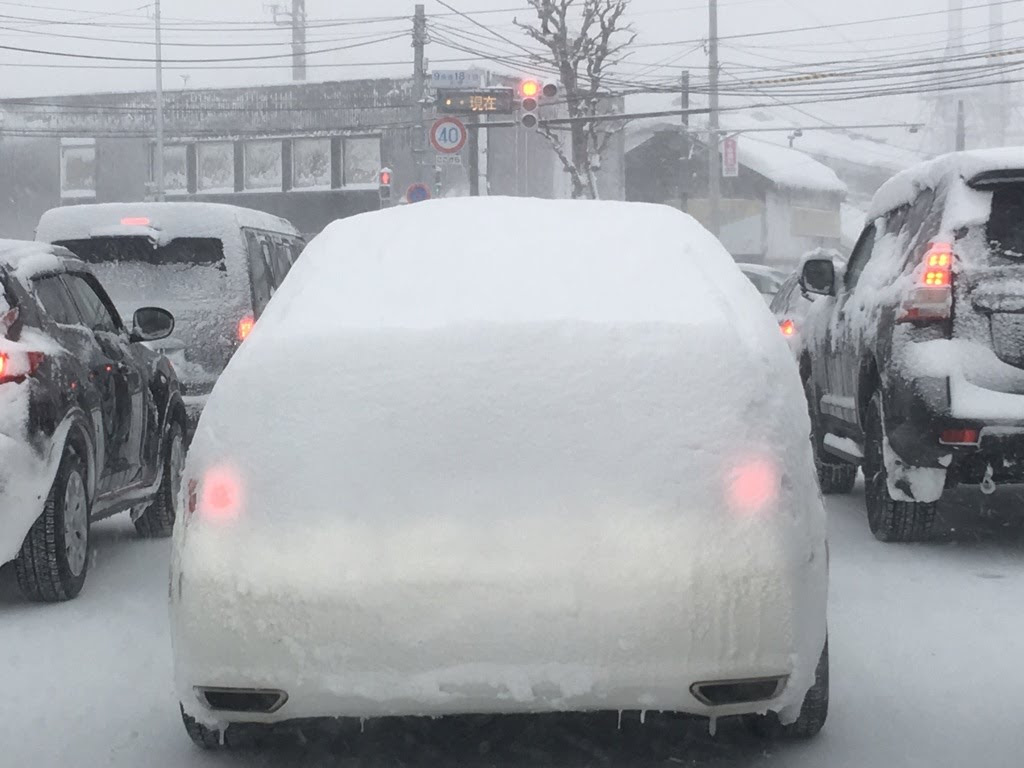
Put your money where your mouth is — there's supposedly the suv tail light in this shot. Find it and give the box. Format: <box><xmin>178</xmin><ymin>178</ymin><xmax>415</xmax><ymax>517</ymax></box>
<box><xmin>899</xmin><ymin>243</ymin><xmax>953</xmax><ymax>323</ymax></box>
<box><xmin>0</xmin><ymin>350</ymin><xmax>44</xmax><ymax>383</ymax></box>
<box><xmin>940</xmin><ymin>428</ymin><xmax>980</xmax><ymax>446</ymax></box>
<box><xmin>780</xmin><ymin>319</ymin><xmax>796</xmax><ymax>337</ymax></box>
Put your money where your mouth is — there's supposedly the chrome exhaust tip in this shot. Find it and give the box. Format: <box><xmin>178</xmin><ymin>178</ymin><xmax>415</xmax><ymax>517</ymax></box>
<box><xmin>195</xmin><ymin>686</ymin><xmax>289</xmax><ymax>714</ymax></box>
<box><xmin>690</xmin><ymin>676</ymin><xmax>787</xmax><ymax>707</ymax></box>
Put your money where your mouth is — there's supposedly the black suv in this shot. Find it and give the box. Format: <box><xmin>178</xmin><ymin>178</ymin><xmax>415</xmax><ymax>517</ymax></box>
<box><xmin>1</xmin><ymin>242</ymin><xmax>187</xmax><ymax>601</ymax></box>
<box><xmin>797</xmin><ymin>150</ymin><xmax>1024</xmax><ymax>542</ymax></box>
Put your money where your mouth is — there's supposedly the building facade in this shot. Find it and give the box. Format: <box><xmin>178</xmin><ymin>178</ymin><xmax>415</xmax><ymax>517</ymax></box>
<box><xmin>0</xmin><ymin>79</ymin><xmax>421</xmax><ymax>239</ymax></box>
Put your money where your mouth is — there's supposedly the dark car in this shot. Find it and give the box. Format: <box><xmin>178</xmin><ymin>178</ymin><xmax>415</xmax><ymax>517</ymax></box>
<box><xmin>0</xmin><ymin>241</ymin><xmax>187</xmax><ymax>601</ymax></box>
<box><xmin>797</xmin><ymin>149</ymin><xmax>1024</xmax><ymax>542</ymax></box>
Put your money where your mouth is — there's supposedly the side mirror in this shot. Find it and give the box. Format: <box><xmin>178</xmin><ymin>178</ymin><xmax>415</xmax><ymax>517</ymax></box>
<box><xmin>131</xmin><ymin>307</ymin><xmax>175</xmax><ymax>342</ymax></box>
<box><xmin>800</xmin><ymin>258</ymin><xmax>836</xmax><ymax>297</ymax></box>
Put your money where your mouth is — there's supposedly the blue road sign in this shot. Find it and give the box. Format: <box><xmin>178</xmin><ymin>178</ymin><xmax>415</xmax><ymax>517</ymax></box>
<box><xmin>406</xmin><ymin>182</ymin><xmax>431</xmax><ymax>204</ymax></box>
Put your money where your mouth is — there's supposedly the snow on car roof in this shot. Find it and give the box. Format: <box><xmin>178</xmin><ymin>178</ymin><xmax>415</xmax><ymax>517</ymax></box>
<box><xmin>868</xmin><ymin>147</ymin><xmax>1024</xmax><ymax>220</ymax></box>
<box><xmin>0</xmin><ymin>239</ymin><xmax>64</xmax><ymax>278</ymax></box>
<box><xmin>253</xmin><ymin>197</ymin><xmax>773</xmax><ymax>336</ymax></box>
<box><xmin>35</xmin><ymin>201</ymin><xmax>298</xmax><ymax>245</ymax></box>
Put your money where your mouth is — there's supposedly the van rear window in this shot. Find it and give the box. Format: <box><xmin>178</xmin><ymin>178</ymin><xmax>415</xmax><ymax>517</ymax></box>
<box><xmin>987</xmin><ymin>185</ymin><xmax>1024</xmax><ymax>260</ymax></box>
<box><xmin>54</xmin><ymin>236</ymin><xmax>225</xmax><ymax>267</ymax></box>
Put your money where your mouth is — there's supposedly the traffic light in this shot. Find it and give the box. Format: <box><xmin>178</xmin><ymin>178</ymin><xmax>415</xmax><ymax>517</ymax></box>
<box><xmin>378</xmin><ymin>167</ymin><xmax>393</xmax><ymax>207</ymax></box>
<box><xmin>519</xmin><ymin>80</ymin><xmax>558</xmax><ymax>130</ymax></box>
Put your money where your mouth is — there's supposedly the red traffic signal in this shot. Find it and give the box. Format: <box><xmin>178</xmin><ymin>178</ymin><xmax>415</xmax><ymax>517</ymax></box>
<box><xmin>379</xmin><ymin>169</ymin><xmax>392</xmax><ymax>186</ymax></box>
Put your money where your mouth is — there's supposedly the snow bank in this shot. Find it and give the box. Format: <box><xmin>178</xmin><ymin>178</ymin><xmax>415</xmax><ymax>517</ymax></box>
<box><xmin>175</xmin><ymin>198</ymin><xmax>827</xmax><ymax>722</ymax></box>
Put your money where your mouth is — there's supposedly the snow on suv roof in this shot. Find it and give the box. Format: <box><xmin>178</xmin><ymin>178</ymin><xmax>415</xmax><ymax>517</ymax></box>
<box><xmin>250</xmin><ymin>197</ymin><xmax>772</xmax><ymax>337</ymax></box>
<box><xmin>36</xmin><ymin>201</ymin><xmax>298</xmax><ymax>245</ymax></box>
<box><xmin>0</xmin><ymin>239</ymin><xmax>65</xmax><ymax>278</ymax></box>
<box><xmin>869</xmin><ymin>147</ymin><xmax>1024</xmax><ymax>220</ymax></box>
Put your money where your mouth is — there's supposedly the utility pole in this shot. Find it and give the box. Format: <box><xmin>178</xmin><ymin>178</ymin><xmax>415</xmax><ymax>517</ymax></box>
<box><xmin>413</xmin><ymin>4</ymin><xmax>427</xmax><ymax>182</ymax></box>
<box><xmin>707</xmin><ymin>0</ymin><xmax>721</xmax><ymax>237</ymax></box>
<box><xmin>956</xmin><ymin>99</ymin><xmax>966</xmax><ymax>151</ymax></box>
<box><xmin>154</xmin><ymin>0</ymin><xmax>165</xmax><ymax>202</ymax></box>
<box><xmin>990</xmin><ymin>0</ymin><xmax>1008</xmax><ymax>146</ymax></box>
<box><xmin>679</xmin><ymin>70</ymin><xmax>689</xmax><ymax>212</ymax></box>
<box><xmin>268</xmin><ymin>1</ymin><xmax>307</xmax><ymax>81</ymax></box>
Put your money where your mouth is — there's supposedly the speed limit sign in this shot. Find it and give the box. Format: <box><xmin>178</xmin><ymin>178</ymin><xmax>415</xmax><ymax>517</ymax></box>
<box><xmin>430</xmin><ymin>117</ymin><xmax>467</xmax><ymax>154</ymax></box>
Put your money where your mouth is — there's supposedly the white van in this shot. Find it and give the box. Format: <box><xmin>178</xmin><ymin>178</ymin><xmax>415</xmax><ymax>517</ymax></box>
<box><xmin>36</xmin><ymin>202</ymin><xmax>304</xmax><ymax>423</ymax></box>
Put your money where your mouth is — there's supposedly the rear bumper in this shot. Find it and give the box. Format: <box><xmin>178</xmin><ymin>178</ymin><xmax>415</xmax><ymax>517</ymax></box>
<box><xmin>885</xmin><ymin>376</ymin><xmax>1024</xmax><ymax>483</ymax></box>
<box><xmin>171</xmin><ymin>527</ymin><xmax>827</xmax><ymax>726</ymax></box>
<box><xmin>0</xmin><ymin>430</ymin><xmax>58</xmax><ymax>565</ymax></box>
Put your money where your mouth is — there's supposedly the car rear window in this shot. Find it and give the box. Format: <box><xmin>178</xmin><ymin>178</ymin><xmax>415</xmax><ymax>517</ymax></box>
<box><xmin>987</xmin><ymin>185</ymin><xmax>1024</xmax><ymax>260</ymax></box>
<box><xmin>53</xmin><ymin>236</ymin><xmax>225</xmax><ymax>267</ymax></box>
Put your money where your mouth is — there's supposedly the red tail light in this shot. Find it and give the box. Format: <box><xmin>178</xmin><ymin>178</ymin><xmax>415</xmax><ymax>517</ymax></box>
<box><xmin>237</xmin><ymin>314</ymin><xmax>255</xmax><ymax>341</ymax></box>
<box><xmin>198</xmin><ymin>466</ymin><xmax>242</xmax><ymax>521</ymax></box>
<box><xmin>940</xmin><ymin>428</ymin><xmax>980</xmax><ymax>446</ymax></box>
<box><xmin>899</xmin><ymin>243</ymin><xmax>953</xmax><ymax>323</ymax></box>
<box><xmin>727</xmin><ymin>457</ymin><xmax>779</xmax><ymax>515</ymax></box>
<box><xmin>0</xmin><ymin>350</ymin><xmax>44</xmax><ymax>383</ymax></box>
<box><xmin>780</xmin><ymin>319</ymin><xmax>796</xmax><ymax>337</ymax></box>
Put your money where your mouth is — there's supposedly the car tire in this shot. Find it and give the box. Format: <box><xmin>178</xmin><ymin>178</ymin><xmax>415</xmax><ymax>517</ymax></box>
<box><xmin>14</xmin><ymin>445</ymin><xmax>91</xmax><ymax>602</ymax></box>
<box><xmin>134</xmin><ymin>421</ymin><xmax>185</xmax><ymax>539</ymax></box>
<box><xmin>863</xmin><ymin>392</ymin><xmax>937</xmax><ymax>542</ymax></box>
<box><xmin>746</xmin><ymin>639</ymin><xmax>829</xmax><ymax>740</ymax></box>
<box><xmin>805</xmin><ymin>381</ymin><xmax>857</xmax><ymax>495</ymax></box>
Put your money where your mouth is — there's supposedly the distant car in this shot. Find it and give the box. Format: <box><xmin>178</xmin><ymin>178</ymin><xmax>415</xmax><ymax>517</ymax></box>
<box><xmin>35</xmin><ymin>203</ymin><xmax>304</xmax><ymax>427</ymax></box>
<box><xmin>739</xmin><ymin>263</ymin><xmax>786</xmax><ymax>302</ymax></box>
<box><xmin>0</xmin><ymin>241</ymin><xmax>186</xmax><ymax>602</ymax></box>
<box><xmin>771</xmin><ymin>250</ymin><xmax>846</xmax><ymax>355</ymax></box>
<box><xmin>800</xmin><ymin>148</ymin><xmax>1024</xmax><ymax>541</ymax></box>
<box><xmin>171</xmin><ymin>199</ymin><xmax>828</xmax><ymax>748</ymax></box>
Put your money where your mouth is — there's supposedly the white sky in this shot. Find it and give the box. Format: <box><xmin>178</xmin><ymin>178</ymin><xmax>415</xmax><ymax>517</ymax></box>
<box><xmin>0</xmin><ymin>0</ymin><xmax>1015</xmax><ymax>153</ymax></box>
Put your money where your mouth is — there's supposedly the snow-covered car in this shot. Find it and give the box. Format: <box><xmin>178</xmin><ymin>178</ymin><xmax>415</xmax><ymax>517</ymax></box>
<box><xmin>35</xmin><ymin>203</ymin><xmax>304</xmax><ymax>427</ymax></box>
<box><xmin>170</xmin><ymin>198</ymin><xmax>829</xmax><ymax>748</ymax></box>
<box><xmin>799</xmin><ymin>148</ymin><xmax>1024</xmax><ymax>541</ymax></box>
<box><xmin>739</xmin><ymin>263</ymin><xmax>786</xmax><ymax>302</ymax></box>
<box><xmin>771</xmin><ymin>250</ymin><xmax>847</xmax><ymax>353</ymax></box>
<box><xmin>1</xmin><ymin>241</ymin><xmax>186</xmax><ymax>601</ymax></box>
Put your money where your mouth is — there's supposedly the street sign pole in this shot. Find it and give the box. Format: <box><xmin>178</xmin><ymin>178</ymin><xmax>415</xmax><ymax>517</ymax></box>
<box><xmin>469</xmin><ymin>113</ymin><xmax>480</xmax><ymax>197</ymax></box>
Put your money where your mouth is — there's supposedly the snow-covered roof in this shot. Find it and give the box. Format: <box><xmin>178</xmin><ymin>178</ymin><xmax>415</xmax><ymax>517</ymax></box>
<box><xmin>626</xmin><ymin>121</ymin><xmax>845</xmax><ymax>194</ymax></box>
<box><xmin>737</xmin><ymin>138</ymin><xmax>846</xmax><ymax>195</ymax></box>
<box><xmin>0</xmin><ymin>239</ymin><xmax>64</xmax><ymax>278</ymax></box>
<box><xmin>868</xmin><ymin>147</ymin><xmax>1024</xmax><ymax>220</ymax></box>
<box><xmin>36</xmin><ymin>201</ymin><xmax>299</xmax><ymax>245</ymax></box>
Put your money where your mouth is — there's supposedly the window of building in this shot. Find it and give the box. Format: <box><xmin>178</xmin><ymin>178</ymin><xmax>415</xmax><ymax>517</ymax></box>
<box><xmin>342</xmin><ymin>136</ymin><xmax>381</xmax><ymax>186</ymax></box>
<box><xmin>292</xmin><ymin>138</ymin><xmax>331</xmax><ymax>190</ymax></box>
<box><xmin>244</xmin><ymin>140</ymin><xmax>283</xmax><ymax>191</ymax></box>
<box><xmin>60</xmin><ymin>139</ymin><xmax>96</xmax><ymax>199</ymax></box>
<box><xmin>197</xmin><ymin>142</ymin><xmax>234</xmax><ymax>192</ymax></box>
<box><xmin>151</xmin><ymin>144</ymin><xmax>188</xmax><ymax>194</ymax></box>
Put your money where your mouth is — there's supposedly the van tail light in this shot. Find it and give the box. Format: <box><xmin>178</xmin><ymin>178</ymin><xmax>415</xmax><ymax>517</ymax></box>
<box><xmin>940</xmin><ymin>428</ymin><xmax>980</xmax><ymax>446</ymax></box>
<box><xmin>237</xmin><ymin>314</ymin><xmax>255</xmax><ymax>341</ymax></box>
<box><xmin>899</xmin><ymin>243</ymin><xmax>953</xmax><ymax>323</ymax></box>
<box><xmin>0</xmin><ymin>350</ymin><xmax>44</xmax><ymax>383</ymax></box>
<box><xmin>780</xmin><ymin>319</ymin><xmax>796</xmax><ymax>337</ymax></box>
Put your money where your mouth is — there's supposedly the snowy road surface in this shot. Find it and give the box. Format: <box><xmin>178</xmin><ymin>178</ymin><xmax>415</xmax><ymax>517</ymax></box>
<box><xmin>2</xmin><ymin>484</ymin><xmax>1024</xmax><ymax>767</ymax></box>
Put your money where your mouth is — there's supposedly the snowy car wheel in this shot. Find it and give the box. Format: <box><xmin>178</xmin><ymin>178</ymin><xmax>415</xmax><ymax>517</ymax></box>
<box><xmin>805</xmin><ymin>381</ymin><xmax>857</xmax><ymax>495</ymax></box>
<box><xmin>747</xmin><ymin>639</ymin><xmax>829</xmax><ymax>740</ymax></box>
<box><xmin>863</xmin><ymin>393</ymin><xmax>937</xmax><ymax>542</ymax></box>
<box><xmin>14</xmin><ymin>445</ymin><xmax>91</xmax><ymax>602</ymax></box>
<box><xmin>134</xmin><ymin>421</ymin><xmax>185</xmax><ymax>538</ymax></box>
